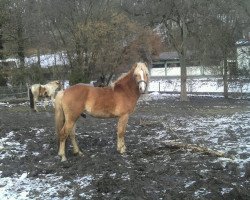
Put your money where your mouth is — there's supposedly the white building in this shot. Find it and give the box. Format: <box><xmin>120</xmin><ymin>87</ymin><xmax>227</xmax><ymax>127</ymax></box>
<box><xmin>151</xmin><ymin>51</ymin><xmax>222</xmax><ymax>78</ymax></box>
<box><xmin>236</xmin><ymin>39</ymin><xmax>250</xmax><ymax>70</ymax></box>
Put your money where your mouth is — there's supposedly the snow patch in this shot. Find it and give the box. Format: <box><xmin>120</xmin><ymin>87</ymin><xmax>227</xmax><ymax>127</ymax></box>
<box><xmin>0</xmin><ymin>174</ymin><xmax>94</xmax><ymax>200</ymax></box>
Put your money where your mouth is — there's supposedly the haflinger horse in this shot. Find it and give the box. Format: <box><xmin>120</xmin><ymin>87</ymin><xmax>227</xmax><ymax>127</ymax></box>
<box><xmin>55</xmin><ymin>62</ymin><xmax>149</xmax><ymax>162</ymax></box>
<box><xmin>29</xmin><ymin>80</ymin><xmax>62</xmax><ymax>112</ymax></box>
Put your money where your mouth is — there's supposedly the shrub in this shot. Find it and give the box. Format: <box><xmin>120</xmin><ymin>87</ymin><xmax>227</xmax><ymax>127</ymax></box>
<box><xmin>0</xmin><ymin>72</ymin><xmax>7</xmax><ymax>86</ymax></box>
<box><xmin>69</xmin><ymin>68</ymin><xmax>90</xmax><ymax>85</ymax></box>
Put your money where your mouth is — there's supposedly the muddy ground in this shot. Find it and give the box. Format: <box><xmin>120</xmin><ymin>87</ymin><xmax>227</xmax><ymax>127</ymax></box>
<box><xmin>0</xmin><ymin>95</ymin><xmax>250</xmax><ymax>199</ymax></box>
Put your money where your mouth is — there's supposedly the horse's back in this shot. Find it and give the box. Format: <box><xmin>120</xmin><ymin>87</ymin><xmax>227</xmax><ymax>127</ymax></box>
<box><xmin>62</xmin><ymin>84</ymin><xmax>118</xmax><ymax>118</ymax></box>
<box><xmin>63</xmin><ymin>83</ymin><xmax>109</xmax><ymax>103</ymax></box>
<box><xmin>65</xmin><ymin>83</ymin><xmax>111</xmax><ymax>95</ymax></box>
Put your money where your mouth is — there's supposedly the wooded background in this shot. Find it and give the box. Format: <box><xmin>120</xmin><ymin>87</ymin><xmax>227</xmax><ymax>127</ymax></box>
<box><xmin>0</xmin><ymin>0</ymin><xmax>249</xmax><ymax>100</ymax></box>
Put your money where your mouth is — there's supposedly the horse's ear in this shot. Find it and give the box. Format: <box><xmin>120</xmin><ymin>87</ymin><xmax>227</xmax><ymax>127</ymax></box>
<box><xmin>131</xmin><ymin>63</ymin><xmax>137</xmax><ymax>70</ymax></box>
<box><xmin>144</xmin><ymin>62</ymin><xmax>148</xmax><ymax>66</ymax></box>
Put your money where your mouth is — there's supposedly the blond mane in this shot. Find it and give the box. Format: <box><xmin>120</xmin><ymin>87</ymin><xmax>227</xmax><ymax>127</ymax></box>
<box><xmin>111</xmin><ymin>65</ymin><xmax>136</xmax><ymax>88</ymax></box>
<box><xmin>110</xmin><ymin>62</ymin><xmax>148</xmax><ymax>89</ymax></box>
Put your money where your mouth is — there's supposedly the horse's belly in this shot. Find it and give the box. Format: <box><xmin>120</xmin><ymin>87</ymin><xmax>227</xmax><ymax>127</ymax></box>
<box><xmin>85</xmin><ymin>104</ymin><xmax>117</xmax><ymax>118</ymax></box>
<box><xmin>84</xmin><ymin>92</ymin><xmax>119</xmax><ymax>118</ymax></box>
<box><xmin>86</xmin><ymin>109</ymin><xmax>116</xmax><ymax>118</ymax></box>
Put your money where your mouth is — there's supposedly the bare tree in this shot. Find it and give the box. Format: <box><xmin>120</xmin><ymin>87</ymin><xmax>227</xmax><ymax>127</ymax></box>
<box><xmin>42</xmin><ymin>0</ymin><xmax>116</xmax><ymax>83</ymax></box>
<box><xmin>4</xmin><ymin>0</ymin><xmax>28</xmax><ymax>68</ymax></box>
<box><xmin>0</xmin><ymin>0</ymin><xmax>10</xmax><ymax>60</ymax></box>
<box><xmin>196</xmin><ymin>0</ymin><xmax>250</xmax><ymax>98</ymax></box>
<box><xmin>122</xmin><ymin>0</ymin><xmax>250</xmax><ymax>99</ymax></box>
<box><xmin>2</xmin><ymin>0</ymin><xmax>249</xmax><ymax>89</ymax></box>
<box><xmin>121</xmin><ymin>0</ymin><xmax>201</xmax><ymax>101</ymax></box>
<box><xmin>42</xmin><ymin>0</ymin><xmax>157</xmax><ymax>85</ymax></box>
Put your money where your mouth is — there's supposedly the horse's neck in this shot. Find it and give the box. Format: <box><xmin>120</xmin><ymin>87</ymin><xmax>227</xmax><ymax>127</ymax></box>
<box><xmin>115</xmin><ymin>71</ymin><xmax>140</xmax><ymax>99</ymax></box>
<box><xmin>44</xmin><ymin>84</ymin><xmax>57</xmax><ymax>93</ymax></box>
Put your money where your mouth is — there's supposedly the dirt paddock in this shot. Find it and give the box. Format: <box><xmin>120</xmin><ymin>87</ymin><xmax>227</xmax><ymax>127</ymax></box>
<box><xmin>0</xmin><ymin>94</ymin><xmax>250</xmax><ymax>199</ymax></box>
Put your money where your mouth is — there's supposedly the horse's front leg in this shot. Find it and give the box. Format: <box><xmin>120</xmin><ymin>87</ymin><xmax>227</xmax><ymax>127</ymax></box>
<box><xmin>44</xmin><ymin>97</ymin><xmax>48</xmax><ymax>110</ymax></box>
<box><xmin>50</xmin><ymin>95</ymin><xmax>56</xmax><ymax>108</ymax></box>
<box><xmin>34</xmin><ymin>97</ymin><xmax>38</xmax><ymax>112</ymax></box>
<box><xmin>117</xmin><ymin>114</ymin><xmax>129</xmax><ymax>154</ymax></box>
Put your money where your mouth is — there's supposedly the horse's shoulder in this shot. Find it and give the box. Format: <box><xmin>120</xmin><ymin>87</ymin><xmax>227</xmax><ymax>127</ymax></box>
<box><xmin>113</xmin><ymin>83</ymin><xmax>125</xmax><ymax>92</ymax></box>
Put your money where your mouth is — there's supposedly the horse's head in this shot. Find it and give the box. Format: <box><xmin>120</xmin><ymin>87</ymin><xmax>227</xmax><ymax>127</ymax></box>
<box><xmin>54</xmin><ymin>80</ymin><xmax>62</xmax><ymax>90</ymax></box>
<box><xmin>133</xmin><ymin>62</ymin><xmax>149</xmax><ymax>93</ymax></box>
<box><xmin>39</xmin><ymin>86</ymin><xmax>48</xmax><ymax>97</ymax></box>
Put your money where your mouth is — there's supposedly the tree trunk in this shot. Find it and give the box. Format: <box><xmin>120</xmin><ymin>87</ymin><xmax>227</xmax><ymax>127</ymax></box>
<box><xmin>179</xmin><ymin>19</ymin><xmax>189</xmax><ymax>102</ymax></box>
<box><xmin>178</xmin><ymin>18</ymin><xmax>189</xmax><ymax>101</ymax></box>
<box><xmin>179</xmin><ymin>54</ymin><xmax>189</xmax><ymax>101</ymax></box>
<box><xmin>75</xmin><ymin>41</ymin><xmax>84</xmax><ymax>68</ymax></box>
<box><xmin>0</xmin><ymin>24</ymin><xmax>3</xmax><ymax>60</ymax></box>
<box><xmin>37</xmin><ymin>48</ymin><xmax>41</xmax><ymax>67</ymax></box>
<box><xmin>17</xmin><ymin>22</ymin><xmax>25</xmax><ymax>68</ymax></box>
<box><xmin>223</xmin><ymin>57</ymin><xmax>229</xmax><ymax>99</ymax></box>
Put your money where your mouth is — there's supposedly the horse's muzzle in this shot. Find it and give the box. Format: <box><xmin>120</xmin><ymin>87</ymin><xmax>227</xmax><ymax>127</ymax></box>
<box><xmin>138</xmin><ymin>80</ymin><xmax>147</xmax><ymax>93</ymax></box>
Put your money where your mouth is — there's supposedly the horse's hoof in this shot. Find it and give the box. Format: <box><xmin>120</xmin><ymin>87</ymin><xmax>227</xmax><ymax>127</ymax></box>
<box><xmin>73</xmin><ymin>151</ymin><xmax>84</xmax><ymax>157</ymax></box>
<box><xmin>118</xmin><ymin>146</ymin><xmax>126</xmax><ymax>154</ymax></box>
<box><xmin>59</xmin><ymin>155</ymin><xmax>67</xmax><ymax>162</ymax></box>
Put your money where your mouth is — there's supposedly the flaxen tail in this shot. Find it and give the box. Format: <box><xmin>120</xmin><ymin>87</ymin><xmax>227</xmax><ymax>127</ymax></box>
<box><xmin>55</xmin><ymin>90</ymin><xmax>65</xmax><ymax>137</ymax></box>
<box><xmin>29</xmin><ymin>88</ymin><xmax>34</xmax><ymax>110</ymax></box>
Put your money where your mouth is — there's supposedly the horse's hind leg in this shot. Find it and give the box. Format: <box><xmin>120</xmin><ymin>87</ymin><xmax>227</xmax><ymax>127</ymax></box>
<box><xmin>58</xmin><ymin>128</ymin><xmax>67</xmax><ymax>162</ymax></box>
<box><xmin>58</xmin><ymin>120</ymin><xmax>75</xmax><ymax>162</ymax></box>
<box><xmin>70</xmin><ymin>124</ymin><xmax>83</xmax><ymax>156</ymax></box>
<box><xmin>117</xmin><ymin>114</ymin><xmax>129</xmax><ymax>154</ymax></box>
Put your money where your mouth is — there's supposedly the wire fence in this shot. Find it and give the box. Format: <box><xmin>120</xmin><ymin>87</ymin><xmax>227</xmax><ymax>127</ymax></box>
<box><xmin>0</xmin><ymin>85</ymin><xmax>28</xmax><ymax>100</ymax></box>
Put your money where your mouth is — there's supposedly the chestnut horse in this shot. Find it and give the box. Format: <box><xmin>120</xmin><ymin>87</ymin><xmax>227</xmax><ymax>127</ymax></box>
<box><xmin>29</xmin><ymin>80</ymin><xmax>61</xmax><ymax>112</ymax></box>
<box><xmin>55</xmin><ymin>62</ymin><xmax>149</xmax><ymax>161</ymax></box>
